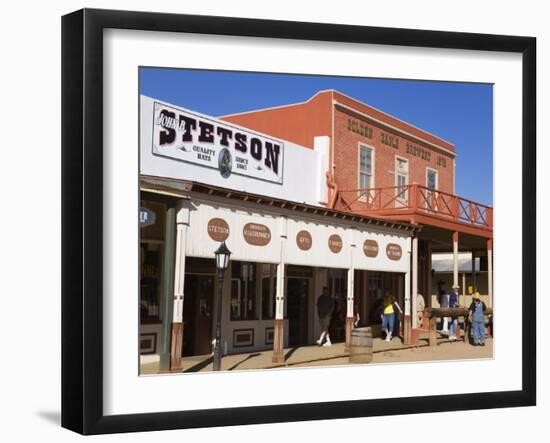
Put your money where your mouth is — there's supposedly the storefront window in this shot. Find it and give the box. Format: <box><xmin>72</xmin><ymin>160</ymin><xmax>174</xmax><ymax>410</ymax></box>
<box><xmin>230</xmin><ymin>262</ymin><xmax>258</xmax><ymax>321</ymax></box>
<box><xmin>261</xmin><ymin>264</ymin><xmax>277</xmax><ymax>320</ymax></box>
<box><xmin>140</xmin><ymin>242</ymin><xmax>162</xmax><ymax>321</ymax></box>
<box><xmin>139</xmin><ymin>199</ymin><xmax>166</xmax><ymax>323</ymax></box>
<box><xmin>368</xmin><ymin>271</ymin><xmax>383</xmax><ymax>300</ymax></box>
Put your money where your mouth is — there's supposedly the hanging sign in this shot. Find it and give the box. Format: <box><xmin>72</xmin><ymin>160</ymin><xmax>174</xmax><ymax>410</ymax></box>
<box><xmin>139</xmin><ymin>207</ymin><xmax>156</xmax><ymax>228</ymax></box>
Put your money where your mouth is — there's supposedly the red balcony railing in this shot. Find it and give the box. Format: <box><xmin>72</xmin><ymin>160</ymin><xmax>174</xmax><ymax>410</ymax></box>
<box><xmin>336</xmin><ymin>184</ymin><xmax>492</xmax><ymax>230</ymax></box>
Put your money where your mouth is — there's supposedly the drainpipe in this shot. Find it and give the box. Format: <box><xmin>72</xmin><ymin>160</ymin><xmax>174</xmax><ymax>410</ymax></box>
<box><xmin>327</xmin><ymin>171</ymin><xmax>338</xmax><ymax>209</ymax></box>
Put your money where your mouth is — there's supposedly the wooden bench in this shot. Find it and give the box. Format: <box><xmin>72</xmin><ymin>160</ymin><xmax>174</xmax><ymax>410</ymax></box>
<box><xmin>424</xmin><ymin>307</ymin><xmax>493</xmax><ymax>347</ymax></box>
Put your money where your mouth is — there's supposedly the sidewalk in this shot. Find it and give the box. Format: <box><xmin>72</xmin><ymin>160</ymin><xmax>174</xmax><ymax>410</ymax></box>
<box><xmin>141</xmin><ymin>331</ymin><xmax>492</xmax><ymax>375</ymax></box>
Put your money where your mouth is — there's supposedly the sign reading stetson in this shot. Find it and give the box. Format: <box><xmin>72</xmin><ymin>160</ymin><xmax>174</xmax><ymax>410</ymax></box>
<box><xmin>296</xmin><ymin>230</ymin><xmax>312</xmax><ymax>251</ymax></box>
<box><xmin>152</xmin><ymin>102</ymin><xmax>284</xmax><ymax>184</ymax></box>
<box><xmin>363</xmin><ymin>239</ymin><xmax>379</xmax><ymax>257</ymax></box>
<box><xmin>328</xmin><ymin>234</ymin><xmax>343</xmax><ymax>254</ymax></box>
<box><xmin>386</xmin><ymin>243</ymin><xmax>402</xmax><ymax>260</ymax></box>
<box><xmin>207</xmin><ymin>218</ymin><xmax>230</xmax><ymax>241</ymax></box>
<box><xmin>243</xmin><ymin>223</ymin><xmax>271</xmax><ymax>246</ymax></box>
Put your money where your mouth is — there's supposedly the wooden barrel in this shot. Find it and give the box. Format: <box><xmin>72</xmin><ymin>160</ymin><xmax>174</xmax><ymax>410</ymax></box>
<box><xmin>349</xmin><ymin>327</ymin><xmax>373</xmax><ymax>364</ymax></box>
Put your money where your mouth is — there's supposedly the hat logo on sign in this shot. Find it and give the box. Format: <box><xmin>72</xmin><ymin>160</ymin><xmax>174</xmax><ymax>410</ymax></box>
<box><xmin>218</xmin><ymin>148</ymin><xmax>233</xmax><ymax>178</ymax></box>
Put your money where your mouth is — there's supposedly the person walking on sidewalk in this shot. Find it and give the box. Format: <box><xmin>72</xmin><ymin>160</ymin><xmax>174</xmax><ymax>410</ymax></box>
<box><xmin>468</xmin><ymin>292</ymin><xmax>487</xmax><ymax>346</ymax></box>
<box><xmin>448</xmin><ymin>284</ymin><xmax>460</xmax><ymax>340</ymax></box>
<box><xmin>316</xmin><ymin>286</ymin><xmax>335</xmax><ymax>346</ymax></box>
<box><xmin>381</xmin><ymin>292</ymin><xmax>403</xmax><ymax>342</ymax></box>
<box><xmin>416</xmin><ymin>293</ymin><xmax>425</xmax><ymax>328</ymax></box>
<box><xmin>437</xmin><ymin>281</ymin><xmax>450</xmax><ymax>333</ymax></box>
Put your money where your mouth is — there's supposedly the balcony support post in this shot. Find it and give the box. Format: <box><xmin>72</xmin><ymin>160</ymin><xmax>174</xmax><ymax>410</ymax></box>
<box><xmin>487</xmin><ymin>239</ymin><xmax>493</xmax><ymax>308</ymax></box>
<box><xmin>472</xmin><ymin>249</ymin><xmax>477</xmax><ymax>293</ymax></box>
<box><xmin>453</xmin><ymin>231</ymin><xmax>459</xmax><ymax>290</ymax></box>
<box><xmin>412</xmin><ymin>235</ymin><xmax>419</xmax><ymax>329</ymax></box>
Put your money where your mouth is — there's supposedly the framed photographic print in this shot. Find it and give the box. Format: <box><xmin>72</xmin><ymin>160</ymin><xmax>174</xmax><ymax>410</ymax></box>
<box><xmin>61</xmin><ymin>8</ymin><xmax>536</xmax><ymax>435</ymax></box>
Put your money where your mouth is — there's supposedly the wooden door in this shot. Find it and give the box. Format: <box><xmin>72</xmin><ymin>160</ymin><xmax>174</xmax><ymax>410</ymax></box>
<box><xmin>287</xmin><ymin>278</ymin><xmax>309</xmax><ymax>346</ymax></box>
<box><xmin>183</xmin><ymin>274</ymin><xmax>214</xmax><ymax>356</ymax></box>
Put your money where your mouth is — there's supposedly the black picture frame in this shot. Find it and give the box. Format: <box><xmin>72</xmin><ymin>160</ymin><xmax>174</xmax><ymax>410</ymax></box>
<box><xmin>62</xmin><ymin>8</ymin><xmax>536</xmax><ymax>435</ymax></box>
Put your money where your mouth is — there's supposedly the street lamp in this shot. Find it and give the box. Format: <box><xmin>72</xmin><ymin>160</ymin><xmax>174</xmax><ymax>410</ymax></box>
<box><xmin>213</xmin><ymin>241</ymin><xmax>231</xmax><ymax>371</ymax></box>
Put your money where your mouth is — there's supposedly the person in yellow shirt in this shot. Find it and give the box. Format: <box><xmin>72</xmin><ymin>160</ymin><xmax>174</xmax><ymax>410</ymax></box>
<box><xmin>381</xmin><ymin>292</ymin><xmax>403</xmax><ymax>342</ymax></box>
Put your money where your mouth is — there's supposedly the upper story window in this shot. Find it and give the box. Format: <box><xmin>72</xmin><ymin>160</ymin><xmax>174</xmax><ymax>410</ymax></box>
<box><xmin>427</xmin><ymin>168</ymin><xmax>438</xmax><ymax>190</ymax></box>
<box><xmin>359</xmin><ymin>145</ymin><xmax>374</xmax><ymax>198</ymax></box>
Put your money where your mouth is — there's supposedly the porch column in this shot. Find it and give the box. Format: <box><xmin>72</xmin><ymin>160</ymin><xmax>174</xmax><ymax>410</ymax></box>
<box><xmin>344</xmin><ymin>266</ymin><xmax>355</xmax><ymax>353</ymax></box>
<box><xmin>462</xmin><ymin>272</ymin><xmax>467</xmax><ymax>307</ymax></box>
<box><xmin>453</xmin><ymin>232</ymin><xmax>459</xmax><ymax>289</ymax></box>
<box><xmin>487</xmin><ymin>239</ymin><xmax>493</xmax><ymax>307</ymax></box>
<box><xmin>471</xmin><ymin>250</ymin><xmax>477</xmax><ymax>293</ymax></box>
<box><xmin>273</xmin><ymin>218</ymin><xmax>287</xmax><ymax>364</ymax></box>
<box><xmin>159</xmin><ymin>206</ymin><xmax>176</xmax><ymax>373</ymax></box>
<box><xmin>403</xmin><ymin>240</ymin><xmax>412</xmax><ymax>344</ymax></box>
<box><xmin>411</xmin><ymin>236</ymin><xmax>419</xmax><ymax>328</ymax></box>
<box><xmin>169</xmin><ymin>200</ymin><xmax>190</xmax><ymax>371</ymax></box>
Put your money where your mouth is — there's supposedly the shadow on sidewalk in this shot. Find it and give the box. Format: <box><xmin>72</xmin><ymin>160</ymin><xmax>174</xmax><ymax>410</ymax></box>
<box><xmin>284</xmin><ymin>347</ymin><xmax>299</xmax><ymax>361</ymax></box>
<box><xmin>228</xmin><ymin>353</ymin><xmax>261</xmax><ymax>371</ymax></box>
<box><xmin>183</xmin><ymin>356</ymin><xmax>213</xmax><ymax>373</ymax></box>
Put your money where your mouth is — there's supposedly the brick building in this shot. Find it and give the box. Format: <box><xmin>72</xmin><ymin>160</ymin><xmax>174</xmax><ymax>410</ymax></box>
<box><xmin>222</xmin><ymin>90</ymin><xmax>493</xmax><ymax>330</ymax></box>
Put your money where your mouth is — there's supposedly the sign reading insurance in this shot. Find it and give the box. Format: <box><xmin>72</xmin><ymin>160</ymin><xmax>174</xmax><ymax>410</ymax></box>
<box><xmin>152</xmin><ymin>102</ymin><xmax>284</xmax><ymax>184</ymax></box>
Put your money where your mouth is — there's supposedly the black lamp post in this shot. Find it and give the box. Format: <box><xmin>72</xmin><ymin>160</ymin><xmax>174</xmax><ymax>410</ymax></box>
<box><xmin>213</xmin><ymin>241</ymin><xmax>231</xmax><ymax>371</ymax></box>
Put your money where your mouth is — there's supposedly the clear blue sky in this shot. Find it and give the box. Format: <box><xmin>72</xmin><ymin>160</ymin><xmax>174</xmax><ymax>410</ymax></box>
<box><xmin>140</xmin><ymin>67</ymin><xmax>493</xmax><ymax>206</ymax></box>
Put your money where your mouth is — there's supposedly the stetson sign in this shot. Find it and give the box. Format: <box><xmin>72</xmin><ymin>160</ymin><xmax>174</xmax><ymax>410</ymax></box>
<box><xmin>207</xmin><ymin>218</ymin><xmax>230</xmax><ymax>242</ymax></box>
<box><xmin>243</xmin><ymin>223</ymin><xmax>272</xmax><ymax>246</ymax></box>
<box><xmin>386</xmin><ymin>243</ymin><xmax>403</xmax><ymax>260</ymax></box>
<box><xmin>152</xmin><ymin>102</ymin><xmax>284</xmax><ymax>184</ymax></box>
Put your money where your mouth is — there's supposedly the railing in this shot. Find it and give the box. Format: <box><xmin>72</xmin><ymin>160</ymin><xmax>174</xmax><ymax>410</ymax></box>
<box><xmin>336</xmin><ymin>184</ymin><xmax>492</xmax><ymax>230</ymax></box>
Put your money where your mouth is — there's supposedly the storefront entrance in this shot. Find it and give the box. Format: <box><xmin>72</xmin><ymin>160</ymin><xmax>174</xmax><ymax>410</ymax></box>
<box><xmin>287</xmin><ymin>277</ymin><xmax>309</xmax><ymax>346</ymax></box>
<box><xmin>183</xmin><ymin>273</ymin><xmax>214</xmax><ymax>356</ymax></box>
<box><xmin>327</xmin><ymin>268</ymin><xmax>347</xmax><ymax>342</ymax></box>
<box><xmin>354</xmin><ymin>270</ymin><xmax>405</xmax><ymax>337</ymax></box>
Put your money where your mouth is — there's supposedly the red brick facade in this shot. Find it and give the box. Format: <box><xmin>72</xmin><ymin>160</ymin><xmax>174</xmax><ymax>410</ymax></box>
<box><xmin>333</xmin><ymin>106</ymin><xmax>455</xmax><ymax>212</ymax></box>
<box><xmin>222</xmin><ymin>91</ymin><xmax>333</xmax><ymax>149</ymax></box>
<box><xmin>221</xmin><ymin>90</ymin><xmax>456</xmax><ymax>210</ymax></box>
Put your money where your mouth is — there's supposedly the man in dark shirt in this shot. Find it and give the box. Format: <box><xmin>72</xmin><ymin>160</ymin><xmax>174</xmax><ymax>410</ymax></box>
<box><xmin>316</xmin><ymin>286</ymin><xmax>334</xmax><ymax>346</ymax></box>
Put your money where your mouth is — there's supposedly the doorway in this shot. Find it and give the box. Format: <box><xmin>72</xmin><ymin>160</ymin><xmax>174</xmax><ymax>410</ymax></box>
<box><xmin>327</xmin><ymin>268</ymin><xmax>347</xmax><ymax>342</ymax></box>
<box><xmin>286</xmin><ymin>277</ymin><xmax>309</xmax><ymax>346</ymax></box>
<box><xmin>182</xmin><ymin>274</ymin><xmax>215</xmax><ymax>356</ymax></box>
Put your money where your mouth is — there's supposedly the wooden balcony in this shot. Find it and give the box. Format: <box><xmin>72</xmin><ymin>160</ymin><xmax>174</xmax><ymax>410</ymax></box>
<box><xmin>335</xmin><ymin>184</ymin><xmax>492</xmax><ymax>237</ymax></box>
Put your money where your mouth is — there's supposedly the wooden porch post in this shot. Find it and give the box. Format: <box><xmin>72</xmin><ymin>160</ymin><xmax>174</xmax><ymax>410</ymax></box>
<box><xmin>487</xmin><ymin>239</ymin><xmax>493</xmax><ymax>308</ymax></box>
<box><xmin>345</xmin><ymin>267</ymin><xmax>354</xmax><ymax>353</ymax></box>
<box><xmin>403</xmin><ymin>238</ymin><xmax>412</xmax><ymax>344</ymax></box>
<box><xmin>169</xmin><ymin>200</ymin><xmax>190</xmax><ymax>371</ymax></box>
<box><xmin>411</xmin><ymin>236</ymin><xmax>419</xmax><ymax>328</ymax></box>
<box><xmin>453</xmin><ymin>231</ymin><xmax>459</xmax><ymax>289</ymax></box>
<box><xmin>158</xmin><ymin>206</ymin><xmax>176</xmax><ymax>373</ymax></box>
<box><xmin>472</xmin><ymin>250</ymin><xmax>477</xmax><ymax>293</ymax></box>
<box><xmin>272</xmin><ymin>218</ymin><xmax>287</xmax><ymax>364</ymax></box>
